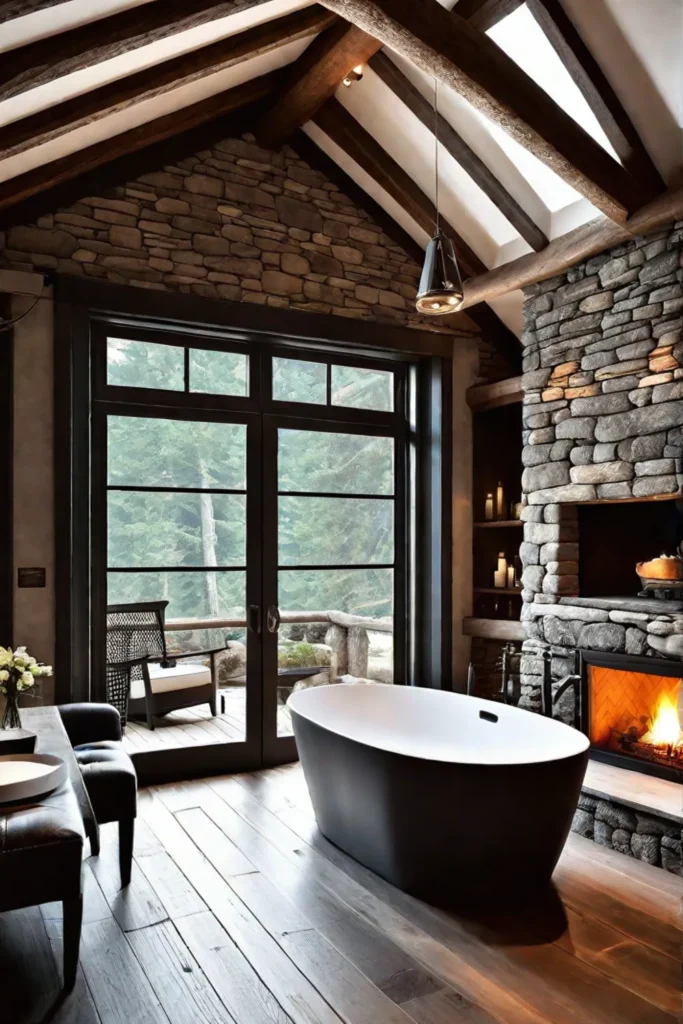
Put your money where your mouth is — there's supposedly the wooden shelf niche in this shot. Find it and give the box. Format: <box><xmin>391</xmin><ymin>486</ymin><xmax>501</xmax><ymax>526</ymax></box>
<box><xmin>471</xmin><ymin>384</ymin><xmax>523</xmax><ymax>626</ymax></box>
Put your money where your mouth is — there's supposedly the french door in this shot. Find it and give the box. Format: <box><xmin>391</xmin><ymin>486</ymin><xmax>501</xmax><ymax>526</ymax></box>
<box><xmin>90</xmin><ymin>326</ymin><xmax>409</xmax><ymax>778</ymax></box>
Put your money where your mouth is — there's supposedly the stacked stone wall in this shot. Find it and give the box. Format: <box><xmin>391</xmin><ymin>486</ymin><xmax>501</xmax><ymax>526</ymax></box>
<box><xmin>0</xmin><ymin>133</ymin><xmax>506</xmax><ymax>382</ymax></box>
<box><xmin>518</xmin><ymin>222</ymin><xmax>683</xmax><ymax>874</ymax></box>
<box><xmin>519</xmin><ymin>222</ymin><xmax>683</xmax><ymax>634</ymax></box>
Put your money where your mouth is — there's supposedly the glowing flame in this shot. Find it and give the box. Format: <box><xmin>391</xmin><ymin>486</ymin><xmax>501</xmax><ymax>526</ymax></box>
<box><xmin>642</xmin><ymin>693</ymin><xmax>682</xmax><ymax>748</ymax></box>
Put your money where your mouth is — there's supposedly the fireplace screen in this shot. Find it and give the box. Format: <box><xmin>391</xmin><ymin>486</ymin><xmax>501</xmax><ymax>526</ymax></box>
<box><xmin>587</xmin><ymin>663</ymin><xmax>683</xmax><ymax>777</ymax></box>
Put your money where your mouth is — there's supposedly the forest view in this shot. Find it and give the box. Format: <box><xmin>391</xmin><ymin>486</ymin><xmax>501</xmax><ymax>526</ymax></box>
<box><xmin>106</xmin><ymin>339</ymin><xmax>396</xmax><ymax>626</ymax></box>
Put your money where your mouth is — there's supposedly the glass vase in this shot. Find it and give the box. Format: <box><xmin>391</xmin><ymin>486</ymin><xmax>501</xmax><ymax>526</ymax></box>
<box><xmin>1</xmin><ymin>685</ymin><xmax>21</xmax><ymax>730</ymax></box>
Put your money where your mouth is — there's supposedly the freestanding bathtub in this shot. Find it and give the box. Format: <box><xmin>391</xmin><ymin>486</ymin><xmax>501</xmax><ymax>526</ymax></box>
<box><xmin>289</xmin><ymin>684</ymin><xmax>589</xmax><ymax>907</ymax></box>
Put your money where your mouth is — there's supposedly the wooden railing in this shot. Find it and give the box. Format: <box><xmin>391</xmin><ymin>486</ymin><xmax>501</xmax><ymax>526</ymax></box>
<box><xmin>166</xmin><ymin>610</ymin><xmax>392</xmax><ymax>680</ymax></box>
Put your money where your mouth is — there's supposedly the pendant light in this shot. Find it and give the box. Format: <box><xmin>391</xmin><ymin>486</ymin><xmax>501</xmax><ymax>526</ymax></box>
<box><xmin>416</xmin><ymin>79</ymin><xmax>464</xmax><ymax>315</ymax></box>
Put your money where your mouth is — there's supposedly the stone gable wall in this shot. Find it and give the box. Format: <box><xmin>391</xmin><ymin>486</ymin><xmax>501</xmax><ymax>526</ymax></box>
<box><xmin>0</xmin><ymin>133</ymin><xmax>505</xmax><ymax>382</ymax></box>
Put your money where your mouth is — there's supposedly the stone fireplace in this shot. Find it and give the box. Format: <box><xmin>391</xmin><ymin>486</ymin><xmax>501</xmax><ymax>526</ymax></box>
<box><xmin>516</xmin><ymin>220</ymin><xmax>683</xmax><ymax>868</ymax></box>
<box><xmin>519</xmin><ymin>219</ymin><xmax>683</xmax><ymax>709</ymax></box>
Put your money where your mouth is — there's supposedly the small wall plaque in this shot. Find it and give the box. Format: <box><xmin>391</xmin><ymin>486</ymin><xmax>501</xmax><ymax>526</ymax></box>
<box><xmin>17</xmin><ymin>567</ymin><xmax>46</xmax><ymax>588</ymax></box>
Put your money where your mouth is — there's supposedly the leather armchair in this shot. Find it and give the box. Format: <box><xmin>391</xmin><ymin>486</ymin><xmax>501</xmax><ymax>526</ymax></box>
<box><xmin>58</xmin><ymin>703</ymin><xmax>137</xmax><ymax>887</ymax></box>
<box><xmin>59</xmin><ymin>702</ymin><xmax>122</xmax><ymax>747</ymax></box>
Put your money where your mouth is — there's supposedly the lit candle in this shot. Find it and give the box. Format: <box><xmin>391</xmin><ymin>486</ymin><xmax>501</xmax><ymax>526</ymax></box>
<box><xmin>494</xmin><ymin>552</ymin><xmax>507</xmax><ymax>589</ymax></box>
<box><xmin>484</xmin><ymin>493</ymin><xmax>494</xmax><ymax>521</ymax></box>
<box><xmin>507</xmin><ymin>565</ymin><xmax>515</xmax><ymax>588</ymax></box>
<box><xmin>496</xmin><ymin>481</ymin><xmax>505</xmax><ymax>520</ymax></box>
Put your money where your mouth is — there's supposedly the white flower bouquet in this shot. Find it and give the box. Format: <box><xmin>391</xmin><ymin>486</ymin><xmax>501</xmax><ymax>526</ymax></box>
<box><xmin>0</xmin><ymin>646</ymin><xmax>52</xmax><ymax>730</ymax></box>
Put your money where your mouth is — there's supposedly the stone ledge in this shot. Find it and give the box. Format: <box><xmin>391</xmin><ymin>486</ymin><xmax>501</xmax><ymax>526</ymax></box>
<box><xmin>572</xmin><ymin>760</ymin><xmax>682</xmax><ymax>873</ymax></box>
<box><xmin>582</xmin><ymin>759</ymin><xmax>682</xmax><ymax>825</ymax></box>
<box><xmin>559</xmin><ymin>595</ymin><xmax>683</xmax><ymax>614</ymax></box>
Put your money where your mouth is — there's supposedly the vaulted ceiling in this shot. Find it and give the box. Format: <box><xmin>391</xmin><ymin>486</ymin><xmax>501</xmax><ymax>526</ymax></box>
<box><xmin>1</xmin><ymin>0</ymin><xmax>681</xmax><ymax>337</ymax></box>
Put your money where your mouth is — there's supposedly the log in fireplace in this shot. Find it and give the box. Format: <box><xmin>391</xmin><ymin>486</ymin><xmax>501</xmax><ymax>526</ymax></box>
<box><xmin>580</xmin><ymin>650</ymin><xmax>683</xmax><ymax>783</ymax></box>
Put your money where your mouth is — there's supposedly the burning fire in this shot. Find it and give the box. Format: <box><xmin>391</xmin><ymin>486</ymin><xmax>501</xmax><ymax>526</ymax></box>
<box><xmin>641</xmin><ymin>692</ymin><xmax>683</xmax><ymax>750</ymax></box>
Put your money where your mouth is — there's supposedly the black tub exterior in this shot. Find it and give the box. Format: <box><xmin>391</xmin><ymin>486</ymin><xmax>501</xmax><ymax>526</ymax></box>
<box><xmin>292</xmin><ymin>711</ymin><xmax>589</xmax><ymax>907</ymax></box>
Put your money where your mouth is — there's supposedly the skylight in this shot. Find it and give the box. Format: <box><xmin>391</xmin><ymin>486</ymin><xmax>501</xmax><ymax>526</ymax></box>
<box><xmin>487</xmin><ymin>4</ymin><xmax>619</xmax><ymax>161</ymax></box>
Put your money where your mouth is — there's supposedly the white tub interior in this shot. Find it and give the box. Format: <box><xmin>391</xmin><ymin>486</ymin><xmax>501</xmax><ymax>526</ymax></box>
<box><xmin>288</xmin><ymin>684</ymin><xmax>589</xmax><ymax>765</ymax></box>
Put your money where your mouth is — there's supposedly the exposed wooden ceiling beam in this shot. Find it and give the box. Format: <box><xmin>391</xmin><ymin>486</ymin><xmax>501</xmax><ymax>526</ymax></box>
<box><xmin>0</xmin><ymin>6</ymin><xmax>336</xmax><ymax>162</ymax></box>
<box><xmin>317</xmin><ymin>0</ymin><xmax>656</xmax><ymax>223</ymax></box>
<box><xmin>0</xmin><ymin>71</ymin><xmax>278</xmax><ymax>215</ymax></box>
<box><xmin>0</xmin><ymin>0</ymin><xmax>68</xmax><ymax>17</ymax></box>
<box><xmin>254</xmin><ymin>19</ymin><xmax>383</xmax><ymax>149</ymax></box>
<box><xmin>312</xmin><ymin>97</ymin><xmax>486</xmax><ymax>278</ymax></box>
<box><xmin>527</xmin><ymin>0</ymin><xmax>664</xmax><ymax>195</ymax></box>
<box><xmin>369</xmin><ymin>51</ymin><xmax>548</xmax><ymax>252</ymax></box>
<box><xmin>294</xmin><ymin>128</ymin><xmax>522</xmax><ymax>370</ymax></box>
<box><xmin>458</xmin><ymin>183</ymin><xmax>683</xmax><ymax>310</ymax></box>
<box><xmin>452</xmin><ymin>0</ymin><xmax>524</xmax><ymax>32</ymax></box>
<box><xmin>0</xmin><ymin>0</ymin><xmax>272</xmax><ymax>101</ymax></box>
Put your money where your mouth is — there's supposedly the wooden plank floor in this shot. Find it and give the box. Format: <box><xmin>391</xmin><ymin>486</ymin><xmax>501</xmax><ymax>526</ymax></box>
<box><xmin>2</xmin><ymin>763</ymin><xmax>681</xmax><ymax>1024</ymax></box>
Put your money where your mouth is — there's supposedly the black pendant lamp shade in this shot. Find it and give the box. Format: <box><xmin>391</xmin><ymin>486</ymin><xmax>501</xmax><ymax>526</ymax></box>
<box><xmin>415</xmin><ymin>230</ymin><xmax>464</xmax><ymax>315</ymax></box>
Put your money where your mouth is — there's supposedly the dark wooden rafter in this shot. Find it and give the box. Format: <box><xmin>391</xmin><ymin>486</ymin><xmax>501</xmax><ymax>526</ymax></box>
<box><xmin>0</xmin><ymin>72</ymin><xmax>278</xmax><ymax>215</ymax></box>
<box><xmin>0</xmin><ymin>0</ymin><xmax>274</xmax><ymax>101</ymax></box>
<box><xmin>458</xmin><ymin>182</ymin><xmax>683</xmax><ymax>310</ymax></box>
<box><xmin>254</xmin><ymin>19</ymin><xmax>383</xmax><ymax>149</ymax></box>
<box><xmin>317</xmin><ymin>0</ymin><xmax>657</xmax><ymax>222</ymax></box>
<box><xmin>0</xmin><ymin>0</ymin><xmax>68</xmax><ymax>18</ymax></box>
<box><xmin>451</xmin><ymin>0</ymin><xmax>525</xmax><ymax>32</ymax></box>
<box><xmin>369</xmin><ymin>51</ymin><xmax>548</xmax><ymax>251</ymax></box>
<box><xmin>526</xmin><ymin>0</ymin><xmax>664</xmax><ymax>193</ymax></box>
<box><xmin>312</xmin><ymin>97</ymin><xmax>486</xmax><ymax>278</ymax></box>
<box><xmin>0</xmin><ymin>6</ymin><xmax>337</xmax><ymax>161</ymax></box>
<box><xmin>294</xmin><ymin>129</ymin><xmax>522</xmax><ymax>370</ymax></box>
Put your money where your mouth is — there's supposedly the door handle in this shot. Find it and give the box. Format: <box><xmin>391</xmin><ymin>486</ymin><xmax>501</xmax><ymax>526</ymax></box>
<box><xmin>266</xmin><ymin>605</ymin><xmax>281</xmax><ymax>633</ymax></box>
<box><xmin>247</xmin><ymin>604</ymin><xmax>261</xmax><ymax>635</ymax></box>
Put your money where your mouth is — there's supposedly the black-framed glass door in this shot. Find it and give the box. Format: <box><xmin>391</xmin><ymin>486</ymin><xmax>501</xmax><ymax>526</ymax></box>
<box><xmin>89</xmin><ymin>322</ymin><xmax>411</xmax><ymax>777</ymax></box>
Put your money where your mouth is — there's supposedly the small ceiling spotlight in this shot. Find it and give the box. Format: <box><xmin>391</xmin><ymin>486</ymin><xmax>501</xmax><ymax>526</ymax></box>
<box><xmin>342</xmin><ymin>65</ymin><xmax>364</xmax><ymax>87</ymax></box>
<box><xmin>416</xmin><ymin>79</ymin><xmax>465</xmax><ymax>316</ymax></box>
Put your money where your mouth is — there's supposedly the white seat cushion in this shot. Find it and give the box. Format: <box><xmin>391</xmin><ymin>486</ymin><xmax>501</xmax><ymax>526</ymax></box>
<box><xmin>130</xmin><ymin>662</ymin><xmax>212</xmax><ymax>701</ymax></box>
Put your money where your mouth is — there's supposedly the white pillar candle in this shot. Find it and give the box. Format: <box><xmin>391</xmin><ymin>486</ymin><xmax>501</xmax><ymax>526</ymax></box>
<box><xmin>484</xmin><ymin>493</ymin><xmax>494</xmax><ymax>521</ymax></box>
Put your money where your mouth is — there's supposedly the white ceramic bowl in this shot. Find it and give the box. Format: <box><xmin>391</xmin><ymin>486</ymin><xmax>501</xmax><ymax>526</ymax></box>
<box><xmin>0</xmin><ymin>754</ymin><xmax>67</xmax><ymax>804</ymax></box>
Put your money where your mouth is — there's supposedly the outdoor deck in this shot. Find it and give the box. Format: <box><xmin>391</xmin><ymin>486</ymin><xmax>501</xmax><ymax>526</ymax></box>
<box><xmin>121</xmin><ymin>685</ymin><xmax>292</xmax><ymax>753</ymax></box>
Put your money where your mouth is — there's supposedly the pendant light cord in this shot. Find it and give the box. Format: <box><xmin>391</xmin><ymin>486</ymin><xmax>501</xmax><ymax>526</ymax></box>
<box><xmin>433</xmin><ymin>77</ymin><xmax>440</xmax><ymax>235</ymax></box>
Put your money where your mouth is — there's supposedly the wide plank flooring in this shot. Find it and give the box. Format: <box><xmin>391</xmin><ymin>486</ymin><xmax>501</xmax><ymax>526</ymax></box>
<box><xmin>2</xmin><ymin>763</ymin><xmax>681</xmax><ymax>1024</ymax></box>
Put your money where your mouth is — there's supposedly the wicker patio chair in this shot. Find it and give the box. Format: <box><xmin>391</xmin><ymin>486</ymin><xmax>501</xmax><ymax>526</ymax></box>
<box><xmin>106</xmin><ymin>601</ymin><xmax>225</xmax><ymax>729</ymax></box>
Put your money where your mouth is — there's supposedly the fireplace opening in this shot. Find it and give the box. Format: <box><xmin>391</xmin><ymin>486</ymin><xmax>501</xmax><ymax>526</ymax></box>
<box><xmin>578</xmin><ymin>498</ymin><xmax>683</xmax><ymax>598</ymax></box>
<box><xmin>581</xmin><ymin>651</ymin><xmax>683</xmax><ymax>782</ymax></box>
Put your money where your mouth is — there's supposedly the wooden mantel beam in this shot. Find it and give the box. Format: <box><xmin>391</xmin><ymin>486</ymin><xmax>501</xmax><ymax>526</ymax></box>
<box><xmin>254</xmin><ymin>19</ymin><xmax>383</xmax><ymax>149</ymax></box>
<box><xmin>458</xmin><ymin>184</ymin><xmax>683</xmax><ymax>310</ymax></box>
<box><xmin>0</xmin><ymin>6</ymin><xmax>337</xmax><ymax>161</ymax></box>
<box><xmin>317</xmin><ymin>0</ymin><xmax>655</xmax><ymax>223</ymax></box>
